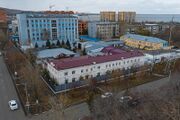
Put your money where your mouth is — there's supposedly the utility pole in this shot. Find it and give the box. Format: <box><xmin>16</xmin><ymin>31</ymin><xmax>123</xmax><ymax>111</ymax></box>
<box><xmin>169</xmin><ymin>16</ymin><xmax>174</xmax><ymax>46</ymax></box>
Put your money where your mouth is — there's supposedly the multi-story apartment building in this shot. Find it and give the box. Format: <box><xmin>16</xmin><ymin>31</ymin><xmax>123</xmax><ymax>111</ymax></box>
<box><xmin>100</xmin><ymin>11</ymin><xmax>116</xmax><ymax>22</ymax></box>
<box><xmin>88</xmin><ymin>21</ymin><xmax>120</xmax><ymax>40</ymax></box>
<box><xmin>118</xmin><ymin>12</ymin><xmax>136</xmax><ymax>24</ymax></box>
<box><xmin>120</xmin><ymin>34</ymin><xmax>169</xmax><ymax>50</ymax></box>
<box><xmin>46</xmin><ymin>46</ymin><xmax>145</xmax><ymax>85</ymax></box>
<box><xmin>17</xmin><ymin>13</ymin><xmax>79</xmax><ymax>47</ymax></box>
<box><xmin>78</xmin><ymin>20</ymin><xmax>88</xmax><ymax>35</ymax></box>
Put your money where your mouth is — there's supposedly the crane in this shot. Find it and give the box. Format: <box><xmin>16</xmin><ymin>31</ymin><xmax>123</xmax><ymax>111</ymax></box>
<box><xmin>49</xmin><ymin>5</ymin><xmax>55</xmax><ymax>11</ymax></box>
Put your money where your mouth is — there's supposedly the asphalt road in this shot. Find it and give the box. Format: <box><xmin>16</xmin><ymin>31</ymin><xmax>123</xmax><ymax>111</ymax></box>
<box><xmin>0</xmin><ymin>56</ymin><xmax>26</xmax><ymax>120</ymax></box>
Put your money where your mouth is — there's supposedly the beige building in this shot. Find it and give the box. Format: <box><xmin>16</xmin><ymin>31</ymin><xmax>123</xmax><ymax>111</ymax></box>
<box><xmin>88</xmin><ymin>21</ymin><xmax>120</xmax><ymax>40</ymax></box>
<box><xmin>100</xmin><ymin>11</ymin><xmax>116</xmax><ymax>22</ymax></box>
<box><xmin>120</xmin><ymin>34</ymin><xmax>169</xmax><ymax>50</ymax></box>
<box><xmin>118</xmin><ymin>12</ymin><xmax>136</xmax><ymax>24</ymax></box>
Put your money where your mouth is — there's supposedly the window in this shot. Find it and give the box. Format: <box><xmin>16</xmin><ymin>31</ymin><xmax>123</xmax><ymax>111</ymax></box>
<box><xmin>64</xmin><ymin>72</ymin><xmax>68</xmax><ymax>76</ymax></box>
<box><xmin>91</xmin><ymin>68</ymin><xmax>93</xmax><ymax>71</ymax></box>
<box><xmin>98</xmin><ymin>66</ymin><xmax>100</xmax><ymax>69</ymax></box>
<box><xmin>86</xmin><ymin>69</ymin><xmax>88</xmax><ymax>72</ymax></box>
<box><xmin>65</xmin><ymin>79</ymin><xmax>68</xmax><ymax>84</ymax></box>
<box><xmin>72</xmin><ymin>78</ymin><xmax>75</xmax><ymax>82</ymax></box>
<box><xmin>72</xmin><ymin>71</ymin><xmax>75</xmax><ymax>74</ymax></box>
<box><xmin>97</xmin><ymin>72</ymin><xmax>100</xmax><ymax>76</ymax></box>
<box><xmin>81</xmin><ymin>70</ymin><xmax>83</xmax><ymax>73</ymax></box>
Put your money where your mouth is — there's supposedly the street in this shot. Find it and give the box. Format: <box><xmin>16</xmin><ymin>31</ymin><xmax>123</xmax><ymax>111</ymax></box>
<box><xmin>0</xmin><ymin>56</ymin><xmax>26</xmax><ymax>120</ymax></box>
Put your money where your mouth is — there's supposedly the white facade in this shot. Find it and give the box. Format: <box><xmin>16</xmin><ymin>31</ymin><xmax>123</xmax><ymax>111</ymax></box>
<box><xmin>46</xmin><ymin>55</ymin><xmax>145</xmax><ymax>85</ymax></box>
<box><xmin>17</xmin><ymin>14</ymin><xmax>79</xmax><ymax>47</ymax></box>
<box><xmin>144</xmin><ymin>50</ymin><xmax>178</xmax><ymax>63</ymax></box>
<box><xmin>88</xmin><ymin>21</ymin><xmax>120</xmax><ymax>40</ymax></box>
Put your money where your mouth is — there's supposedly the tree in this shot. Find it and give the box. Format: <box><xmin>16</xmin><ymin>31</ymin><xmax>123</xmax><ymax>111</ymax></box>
<box><xmin>82</xmin><ymin>48</ymin><xmax>87</xmax><ymax>55</ymax></box>
<box><xmin>46</xmin><ymin>40</ymin><xmax>51</xmax><ymax>48</ymax></box>
<box><xmin>26</xmin><ymin>49</ymin><xmax>37</xmax><ymax>67</ymax></box>
<box><xmin>136</xmin><ymin>27</ymin><xmax>151</xmax><ymax>36</ymax></box>
<box><xmin>35</xmin><ymin>42</ymin><xmax>38</xmax><ymax>48</ymax></box>
<box><xmin>66</xmin><ymin>40</ymin><xmax>71</xmax><ymax>49</ymax></box>
<box><xmin>56</xmin><ymin>40</ymin><xmax>60</xmax><ymax>46</ymax></box>
<box><xmin>62</xmin><ymin>40</ymin><xmax>65</xmax><ymax>46</ymax></box>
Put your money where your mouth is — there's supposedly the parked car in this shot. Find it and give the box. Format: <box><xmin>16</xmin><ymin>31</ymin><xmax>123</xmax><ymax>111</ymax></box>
<box><xmin>8</xmin><ymin>100</ymin><xmax>18</xmax><ymax>110</ymax></box>
<box><xmin>128</xmin><ymin>98</ymin><xmax>140</xmax><ymax>107</ymax></box>
<box><xmin>0</xmin><ymin>52</ymin><xmax>2</xmax><ymax>56</ymax></box>
<box><xmin>101</xmin><ymin>92</ymin><xmax>113</xmax><ymax>98</ymax></box>
<box><xmin>120</xmin><ymin>96</ymin><xmax>133</xmax><ymax>103</ymax></box>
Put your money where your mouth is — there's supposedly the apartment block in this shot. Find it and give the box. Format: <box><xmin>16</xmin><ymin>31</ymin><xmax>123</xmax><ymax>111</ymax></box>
<box><xmin>100</xmin><ymin>11</ymin><xmax>116</xmax><ymax>22</ymax></box>
<box><xmin>88</xmin><ymin>21</ymin><xmax>120</xmax><ymax>40</ymax></box>
<box><xmin>118</xmin><ymin>12</ymin><xmax>136</xmax><ymax>24</ymax></box>
<box><xmin>78</xmin><ymin>20</ymin><xmax>88</xmax><ymax>35</ymax></box>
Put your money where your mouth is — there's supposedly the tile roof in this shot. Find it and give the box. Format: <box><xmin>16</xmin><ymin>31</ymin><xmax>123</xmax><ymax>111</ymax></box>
<box><xmin>49</xmin><ymin>48</ymin><xmax>144</xmax><ymax>70</ymax></box>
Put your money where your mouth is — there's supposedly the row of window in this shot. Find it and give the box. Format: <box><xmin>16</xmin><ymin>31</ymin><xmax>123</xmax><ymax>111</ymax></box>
<box><xmin>28</xmin><ymin>19</ymin><xmax>77</xmax><ymax>23</ymax></box>
<box><xmin>63</xmin><ymin>59</ymin><xmax>140</xmax><ymax>76</ymax></box>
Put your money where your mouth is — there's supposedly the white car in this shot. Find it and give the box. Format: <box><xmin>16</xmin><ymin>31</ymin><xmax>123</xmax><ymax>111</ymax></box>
<box><xmin>101</xmin><ymin>92</ymin><xmax>113</xmax><ymax>98</ymax></box>
<box><xmin>8</xmin><ymin>100</ymin><xmax>18</xmax><ymax>110</ymax></box>
<box><xmin>0</xmin><ymin>52</ymin><xmax>2</xmax><ymax>56</ymax></box>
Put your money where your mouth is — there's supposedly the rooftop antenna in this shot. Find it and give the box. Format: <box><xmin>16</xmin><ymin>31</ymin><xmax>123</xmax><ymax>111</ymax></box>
<box><xmin>49</xmin><ymin>5</ymin><xmax>55</xmax><ymax>11</ymax></box>
<box><xmin>169</xmin><ymin>16</ymin><xmax>174</xmax><ymax>45</ymax></box>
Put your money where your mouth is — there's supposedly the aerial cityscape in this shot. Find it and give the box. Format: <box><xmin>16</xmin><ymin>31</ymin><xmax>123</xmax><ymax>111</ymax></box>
<box><xmin>0</xmin><ymin>0</ymin><xmax>180</xmax><ymax>120</ymax></box>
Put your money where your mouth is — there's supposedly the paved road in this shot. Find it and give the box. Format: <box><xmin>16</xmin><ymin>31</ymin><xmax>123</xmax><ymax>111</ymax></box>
<box><xmin>0</xmin><ymin>56</ymin><xmax>26</xmax><ymax>120</ymax></box>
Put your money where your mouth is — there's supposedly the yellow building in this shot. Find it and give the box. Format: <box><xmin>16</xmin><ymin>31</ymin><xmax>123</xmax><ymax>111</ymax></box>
<box><xmin>118</xmin><ymin>12</ymin><xmax>136</xmax><ymax>24</ymax></box>
<box><xmin>120</xmin><ymin>34</ymin><xmax>169</xmax><ymax>50</ymax></box>
<box><xmin>100</xmin><ymin>11</ymin><xmax>116</xmax><ymax>22</ymax></box>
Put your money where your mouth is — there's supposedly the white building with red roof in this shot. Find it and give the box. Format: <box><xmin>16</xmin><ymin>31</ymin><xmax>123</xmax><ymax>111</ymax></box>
<box><xmin>47</xmin><ymin>47</ymin><xmax>145</xmax><ymax>85</ymax></box>
<box><xmin>45</xmin><ymin>46</ymin><xmax>145</xmax><ymax>86</ymax></box>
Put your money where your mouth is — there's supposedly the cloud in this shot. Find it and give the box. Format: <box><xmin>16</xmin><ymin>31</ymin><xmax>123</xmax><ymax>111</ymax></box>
<box><xmin>1</xmin><ymin>0</ymin><xmax>180</xmax><ymax>13</ymax></box>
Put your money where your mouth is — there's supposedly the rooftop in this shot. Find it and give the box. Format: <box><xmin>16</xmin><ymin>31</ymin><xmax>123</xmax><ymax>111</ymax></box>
<box><xmin>144</xmin><ymin>50</ymin><xmax>177</xmax><ymax>55</ymax></box>
<box><xmin>18</xmin><ymin>13</ymin><xmax>77</xmax><ymax>19</ymax></box>
<box><xmin>38</xmin><ymin>48</ymin><xmax>75</xmax><ymax>59</ymax></box>
<box><xmin>121</xmin><ymin>34</ymin><xmax>168</xmax><ymax>44</ymax></box>
<box><xmin>49</xmin><ymin>47</ymin><xmax>144</xmax><ymax>70</ymax></box>
<box><xmin>80</xmin><ymin>35</ymin><xmax>100</xmax><ymax>42</ymax></box>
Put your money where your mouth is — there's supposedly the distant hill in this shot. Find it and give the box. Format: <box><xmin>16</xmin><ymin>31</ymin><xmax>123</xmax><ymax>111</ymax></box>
<box><xmin>0</xmin><ymin>7</ymin><xmax>23</xmax><ymax>15</ymax></box>
<box><xmin>0</xmin><ymin>7</ymin><xmax>43</xmax><ymax>15</ymax></box>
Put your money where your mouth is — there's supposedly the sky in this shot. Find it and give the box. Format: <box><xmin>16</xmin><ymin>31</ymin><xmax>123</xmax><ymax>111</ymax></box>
<box><xmin>1</xmin><ymin>0</ymin><xmax>180</xmax><ymax>14</ymax></box>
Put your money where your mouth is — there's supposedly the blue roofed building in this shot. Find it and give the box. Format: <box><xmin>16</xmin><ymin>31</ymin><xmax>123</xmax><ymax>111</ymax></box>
<box><xmin>79</xmin><ymin>35</ymin><xmax>100</xmax><ymax>42</ymax></box>
<box><xmin>120</xmin><ymin>34</ymin><xmax>170</xmax><ymax>50</ymax></box>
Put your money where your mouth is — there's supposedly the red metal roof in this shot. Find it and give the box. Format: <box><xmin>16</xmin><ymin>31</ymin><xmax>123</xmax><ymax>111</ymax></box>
<box><xmin>49</xmin><ymin>49</ymin><xmax>144</xmax><ymax>70</ymax></box>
